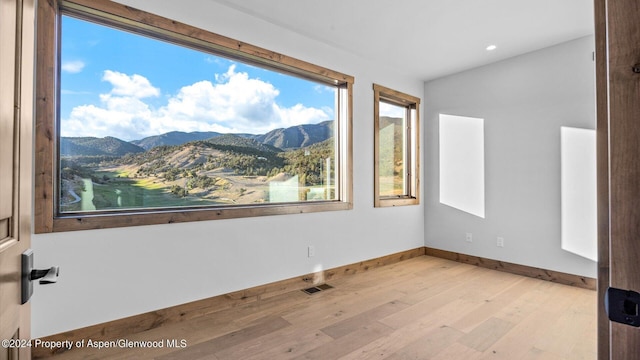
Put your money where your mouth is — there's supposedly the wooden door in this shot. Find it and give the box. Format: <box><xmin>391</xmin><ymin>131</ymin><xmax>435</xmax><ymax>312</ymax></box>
<box><xmin>0</xmin><ymin>0</ymin><xmax>35</xmax><ymax>359</ymax></box>
<box><xmin>596</xmin><ymin>0</ymin><xmax>640</xmax><ymax>358</ymax></box>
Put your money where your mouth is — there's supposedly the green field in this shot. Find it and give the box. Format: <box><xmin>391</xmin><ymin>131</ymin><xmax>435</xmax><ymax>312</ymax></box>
<box><xmin>64</xmin><ymin>171</ymin><xmax>218</xmax><ymax>213</ymax></box>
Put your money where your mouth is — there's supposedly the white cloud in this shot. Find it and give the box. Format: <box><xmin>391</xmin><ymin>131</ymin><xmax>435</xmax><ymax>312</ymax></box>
<box><xmin>103</xmin><ymin>70</ymin><xmax>160</xmax><ymax>98</ymax></box>
<box><xmin>61</xmin><ymin>71</ymin><xmax>158</xmax><ymax>140</ymax></box>
<box><xmin>61</xmin><ymin>60</ymin><xmax>85</xmax><ymax>74</ymax></box>
<box><xmin>61</xmin><ymin>66</ymin><xmax>332</xmax><ymax>140</ymax></box>
<box><xmin>276</xmin><ymin>103</ymin><xmax>330</xmax><ymax>128</ymax></box>
<box><xmin>62</xmin><ymin>97</ymin><xmax>154</xmax><ymax>141</ymax></box>
<box><xmin>379</xmin><ymin>102</ymin><xmax>405</xmax><ymax>118</ymax></box>
<box><xmin>157</xmin><ymin>65</ymin><xmax>282</xmax><ymax>133</ymax></box>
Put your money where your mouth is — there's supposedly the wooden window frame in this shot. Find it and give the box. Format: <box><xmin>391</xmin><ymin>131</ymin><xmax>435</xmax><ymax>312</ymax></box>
<box><xmin>373</xmin><ymin>84</ymin><xmax>420</xmax><ymax>207</ymax></box>
<box><xmin>34</xmin><ymin>0</ymin><xmax>354</xmax><ymax>233</ymax></box>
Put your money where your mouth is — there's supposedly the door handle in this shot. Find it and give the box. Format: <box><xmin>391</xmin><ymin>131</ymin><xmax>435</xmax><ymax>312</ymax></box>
<box><xmin>30</xmin><ymin>266</ymin><xmax>60</xmax><ymax>284</ymax></box>
<box><xmin>21</xmin><ymin>249</ymin><xmax>60</xmax><ymax>304</ymax></box>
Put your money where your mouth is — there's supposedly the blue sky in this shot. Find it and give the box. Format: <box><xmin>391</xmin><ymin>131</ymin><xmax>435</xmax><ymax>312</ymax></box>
<box><xmin>60</xmin><ymin>15</ymin><xmax>335</xmax><ymax>141</ymax></box>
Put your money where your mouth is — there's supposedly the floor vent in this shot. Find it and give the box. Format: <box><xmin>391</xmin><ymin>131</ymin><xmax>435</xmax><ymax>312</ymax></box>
<box><xmin>302</xmin><ymin>283</ymin><xmax>334</xmax><ymax>295</ymax></box>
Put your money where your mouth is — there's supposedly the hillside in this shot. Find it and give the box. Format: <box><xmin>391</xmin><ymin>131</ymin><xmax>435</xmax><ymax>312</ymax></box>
<box><xmin>205</xmin><ymin>134</ymin><xmax>283</xmax><ymax>153</ymax></box>
<box><xmin>60</xmin><ymin>136</ymin><xmax>145</xmax><ymax>157</ymax></box>
<box><xmin>378</xmin><ymin>116</ymin><xmax>404</xmax><ymax>178</ymax></box>
<box><xmin>120</xmin><ymin>138</ymin><xmax>285</xmax><ymax>178</ymax></box>
<box><xmin>131</xmin><ymin>131</ymin><xmax>221</xmax><ymax>150</ymax></box>
<box><xmin>60</xmin><ymin>132</ymin><xmax>336</xmax><ymax>212</ymax></box>
<box><xmin>255</xmin><ymin>120</ymin><xmax>333</xmax><ymax>149</ymax></box>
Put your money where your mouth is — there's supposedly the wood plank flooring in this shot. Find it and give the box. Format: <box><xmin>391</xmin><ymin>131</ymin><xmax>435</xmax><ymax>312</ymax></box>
<box><xmin>46</xmin><ymin>256</ymin><xmax>596</xmax><ymax>359</ymax></box>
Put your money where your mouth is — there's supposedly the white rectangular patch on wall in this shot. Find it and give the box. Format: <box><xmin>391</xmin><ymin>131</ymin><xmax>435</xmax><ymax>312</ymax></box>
<box><xmin>439</xmin><ymin>114</ymin><xmax>485</xmax><ymax>218</ymax></box>
<box><xmin>561</xmin><ymin>127</ymin><xmax>597</xmax><ymax>261</ymax></box>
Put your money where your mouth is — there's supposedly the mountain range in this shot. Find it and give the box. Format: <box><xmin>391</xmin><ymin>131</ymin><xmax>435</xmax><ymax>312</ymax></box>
<box><xmin>60</xmin><ymin>136</ymin><xmax>146</xmax><ymax>157</ymax></box>
<box><xmin>61</xmin><ymin>120</ymin><xmax>333</xmax><ymax>157</ymax></box>
<box><xmin>131</xmin><ymin>131</ymin><xmax>222</xmax><ymax>150</ymax></box>
<box><xmin>255</xmin><ymin>121</ymin><xmax>333</xmax><ymax>149</ymax></box>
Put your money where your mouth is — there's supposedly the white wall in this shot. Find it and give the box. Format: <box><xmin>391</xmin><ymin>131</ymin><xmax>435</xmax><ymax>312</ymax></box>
<box><xmin>31</xmin><ymin>0</ymin><xmax>424</xmax><ymax>338</ymax></box>
<box><xmin>424</xmin><ymin>36</ymin><xmax>597</xmax><ymax>278</ymax></box>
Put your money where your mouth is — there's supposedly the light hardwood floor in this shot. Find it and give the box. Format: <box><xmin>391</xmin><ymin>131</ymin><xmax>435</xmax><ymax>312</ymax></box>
<box><xmin>48</xmin><ymin>256</ymin><xmax>596</xmax><ymax>359</ymax></box>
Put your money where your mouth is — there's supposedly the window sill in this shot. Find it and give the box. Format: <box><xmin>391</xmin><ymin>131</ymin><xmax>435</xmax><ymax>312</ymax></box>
<box><xmin>38</xmin><ymin>201</ymin><xmax>352</xmax><ymax>233</ymax></box>
<box><xmin>375</xmin><ymin>197</ymin><xmax>419</xmax><ymax>208</ymax></box>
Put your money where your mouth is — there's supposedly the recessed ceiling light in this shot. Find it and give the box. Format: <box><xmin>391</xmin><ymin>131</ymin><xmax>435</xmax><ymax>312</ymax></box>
<box><xmin>486</xmin><ymin>45</ymin><xmax>497</xmax><ymax>51</ymax></box>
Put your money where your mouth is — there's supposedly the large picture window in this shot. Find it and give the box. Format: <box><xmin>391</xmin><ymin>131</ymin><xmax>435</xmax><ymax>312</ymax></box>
<box><xmin>35</xmin><ymin>0</ymin><xmax>353</xmax><ymax>232</ymax></box>
<box><xmin>373</xmin><ymin>84</ymin><xmax>420</xmax><ymax>207</ymax></box>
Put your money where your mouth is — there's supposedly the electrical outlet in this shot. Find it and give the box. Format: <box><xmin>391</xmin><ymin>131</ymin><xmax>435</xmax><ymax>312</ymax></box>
<box><xmin>497</xmin><ymin>237</ymin><xmax>504</xmax><ymax>247</ymax></box>
<box><xmin>308</xmin><ymin>245</ymin><xmax>316</xmax><ymax>257</ymax></box>
<box><xmin>465</xmin><ymin>233</ymin><xmax>473</xmax><ymax>243</ymax></box>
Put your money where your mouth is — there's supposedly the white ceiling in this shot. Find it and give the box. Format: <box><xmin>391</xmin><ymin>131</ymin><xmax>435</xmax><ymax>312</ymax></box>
<box><xmin>209</xmin><ymin>0</ymin><xmax>594</xmax><ymax>81</ymax></box>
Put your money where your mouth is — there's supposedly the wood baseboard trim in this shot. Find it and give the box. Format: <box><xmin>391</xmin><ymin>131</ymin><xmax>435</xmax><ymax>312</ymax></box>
<box><xmin>33</xmin><ymin>247</ymin><xmax>425</xmax><ymax>359</ymax></box>
<box><xmin>424</xmin><ymin>247</ymin><xmax>596</xmax><ymax>291</ymax></box>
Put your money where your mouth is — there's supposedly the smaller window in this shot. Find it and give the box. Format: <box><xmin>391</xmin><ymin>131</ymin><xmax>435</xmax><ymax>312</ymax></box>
<box><xmin>373</xmin><ymin>84</ymin><xmax>420</xmax><ymax>207</ymax></box>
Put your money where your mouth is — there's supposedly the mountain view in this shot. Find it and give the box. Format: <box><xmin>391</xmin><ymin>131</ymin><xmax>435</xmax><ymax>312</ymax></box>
<box><xmin>58</xmin><ymin>14</ymin><xmax>345</xmax><ymax>213</ymax></box>
<box><xmin>59</xmin><ymin>121</ymin><xmax>337</xmax><ymax>212</ymax></box>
